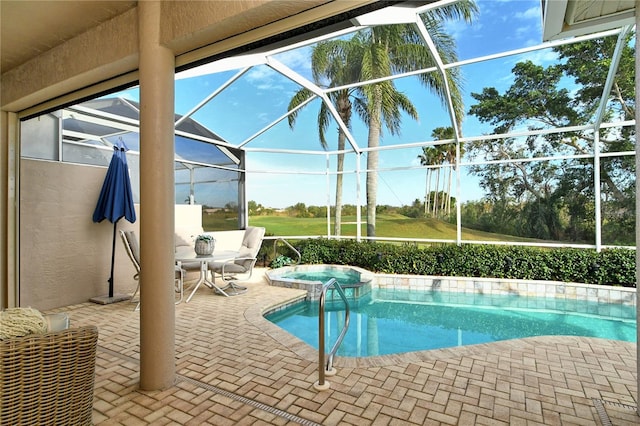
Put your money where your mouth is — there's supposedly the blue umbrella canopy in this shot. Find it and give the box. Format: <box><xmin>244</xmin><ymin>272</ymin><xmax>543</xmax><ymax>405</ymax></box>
<box><xmin>93</xmin><ymin>139</ymin><xmax>136</xmax><ymax>300</ymax></box>
<box><xmin>93</xmin><ymin>139</ymin><xmax>136</xmax><ymax>224</ymax></box>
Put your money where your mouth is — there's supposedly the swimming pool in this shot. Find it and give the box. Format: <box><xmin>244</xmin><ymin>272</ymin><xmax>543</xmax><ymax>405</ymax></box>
<box><xmin>265</xmin><ymin>288</ymin><xmax>637</xmax><ymax>357</ymax></box>
<box><xmin>280</xmin><ymin>269</ymin><xmax>362</xmax><ymax>285</ymax></box>
<box><xmin>267</xmin><ymin>264</ymin><xmax>374</xmax><ymax>300</ymax></box>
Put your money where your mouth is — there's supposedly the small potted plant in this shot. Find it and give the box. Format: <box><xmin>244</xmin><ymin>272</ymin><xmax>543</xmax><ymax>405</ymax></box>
<box><xmin>194</xmin><ymin>234</ymin><xmax>215</xmax><ymax>256</ymax></box>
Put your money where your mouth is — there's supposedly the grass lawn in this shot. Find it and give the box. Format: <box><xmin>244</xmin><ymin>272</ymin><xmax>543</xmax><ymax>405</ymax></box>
<box><xmin>246</xmin><ymin>213</ymin><xmax>539</xmax><ymax>243</ymax></box>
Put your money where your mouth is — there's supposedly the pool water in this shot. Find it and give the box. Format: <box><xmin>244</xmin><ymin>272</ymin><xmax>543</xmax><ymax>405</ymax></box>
<box><xmin>280</xmin><ymin>270</ymin><xmax>362</xmax><ymax>286</ymax></box>
<box><xmin>265</xmin><ymin>289</ymin><xmax>637</xmax><ymax>357</ymax></box>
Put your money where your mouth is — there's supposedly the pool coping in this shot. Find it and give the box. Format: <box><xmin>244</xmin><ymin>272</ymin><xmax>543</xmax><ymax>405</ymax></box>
<box><xmin>266</xmin><ymin>264</ymin><xmax>375</xmax><ymax>300</ymax></box>
<box><xmin>269</xmin><ymin>265</ymin><xmax>636</xmax><ymax>306</ymax></box>
<box><xmin>375</xmin><ymin>273</ymin><xmax>636</xmax><ymax>306</ymax></box>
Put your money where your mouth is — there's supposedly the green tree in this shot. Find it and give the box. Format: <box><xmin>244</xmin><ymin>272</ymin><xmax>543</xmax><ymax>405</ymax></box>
<box><xmin>307</xmin><ymin>205</ymin><xmax>327</xmax><ymax>218</ymax></box>
<box><xmin>467</xmin><ymin>34</ymin><xmax>635</xmax><ymax>243</ymax></box>
<box><xmin>248</xmin><ymin>200</ymin><xmax>266</xmax><ymax>216</ymax></box>
<box><xmin>286</xmin><ymin>202</ymin><xmax>309</xmax><ymax>218</ymax></box>
<box><xmin>398</xmin><ymin>198</ymin><xmax>424</xmax><ymax>218</ymax></box>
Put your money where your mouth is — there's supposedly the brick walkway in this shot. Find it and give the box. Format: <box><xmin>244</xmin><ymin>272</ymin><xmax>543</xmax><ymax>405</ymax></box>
<box><xmin>47</xmin><ymin>269</ymin><xmax>638</xmax><ymax>425</ymax></box>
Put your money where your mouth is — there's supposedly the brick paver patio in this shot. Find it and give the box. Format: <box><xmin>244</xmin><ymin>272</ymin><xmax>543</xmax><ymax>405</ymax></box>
<box><xmin>46</xmin><ymin>269</ymin><xmax>638</xmax><ymax>425</ymax></box>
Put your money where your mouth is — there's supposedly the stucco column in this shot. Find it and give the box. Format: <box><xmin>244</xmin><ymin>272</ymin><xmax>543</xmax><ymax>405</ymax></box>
<box><xmin>635</xmin><ymin>0</ymin><xmax>640</xmax><ymax>416</ymax></box>
<box><xmin>138</xmin><ymin>0</ymin><xmax>176</xmax><ymax>390</ymax></box>
<box><xmin>1</xmin><ymin>110</ymin><xmax>8</xmax><ymax>308</ymax></box>
<box><xmin>0</xmin><ymin>111</ymin><xmax>19</xmax><ymax>309</ymax></box>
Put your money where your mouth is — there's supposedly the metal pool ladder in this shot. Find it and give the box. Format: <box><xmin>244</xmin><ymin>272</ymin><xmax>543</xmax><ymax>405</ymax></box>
<box><xmin>272</xmin><ymin>238</ymin><xmax>301</xmax><ymax>264</ymax></box>
<box><xmin>314</xmin><ymin>278</ymin><xmax>350</xmax><ymax>391</ymax></box>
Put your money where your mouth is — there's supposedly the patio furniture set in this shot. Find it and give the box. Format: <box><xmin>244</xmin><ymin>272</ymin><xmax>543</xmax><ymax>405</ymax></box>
<box><xmin>121</xmin><ymin>226</ymin><xmax>266</xmax><ymax>308</ymax></box>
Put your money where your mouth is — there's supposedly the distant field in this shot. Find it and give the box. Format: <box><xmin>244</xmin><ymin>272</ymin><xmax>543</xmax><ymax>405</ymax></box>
<box><xmin>245</xmin><ymin>213</ymin><xmax>538</xmax><ymax>243</ymax></box>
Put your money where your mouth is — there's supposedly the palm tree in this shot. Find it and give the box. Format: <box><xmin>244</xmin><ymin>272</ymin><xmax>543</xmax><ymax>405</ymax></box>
<box><xmin>444</xmin><ymin>144</ymin><xmax>454</xmax><ymax>215</ymax></box>
<box><xmin>354</xmin><ymin>1</ymin><xmax>477</xmax><ymax>237</ymax></box>
<box><xmin>290</xmin><ymin>1</ymin><xmax>477</xmax><ymax>237</ymax></box>
<box><xmin>288</xmin><ymin>41</ymin><xmax>366</xmax><ymax>236</ymax></box>
<box><xmin>432</xmin><ymin>144</ymin><xmax>446</xmax><ymax>217</ymax></box>
<box><xmin>430</xmin><ymin>126</ymin><xmax>456</xmax><ymax>217</ymax></box>
<box><xmin>417</xmin><ymin>146</ymin><xmax>437</xmax><ymax>215</ymax></box>
<box><xmin>444</xmin><ymin>141</ymin><xmax>463</xmax><ymax>216</ymax></box>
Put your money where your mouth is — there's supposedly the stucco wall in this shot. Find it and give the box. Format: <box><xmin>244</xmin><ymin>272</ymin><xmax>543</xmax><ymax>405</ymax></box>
<box><xmin>20</xmin><ymin>159</ymin><xmax>139</xmax><ymax>310</ymax></box>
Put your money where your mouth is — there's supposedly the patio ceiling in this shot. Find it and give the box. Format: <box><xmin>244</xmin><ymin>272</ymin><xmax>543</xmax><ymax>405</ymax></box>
<box><xmin>0</xmin><ymin>1</ymin><xmax>137</xmax><ymax>72</ymax></box>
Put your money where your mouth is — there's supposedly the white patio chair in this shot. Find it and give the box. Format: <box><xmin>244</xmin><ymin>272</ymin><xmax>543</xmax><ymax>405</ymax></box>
<box><xmin>207</xmin><ymin>226</ymin><xmax>265</xmax><ymax>295</ymax></box>
<box><xmin>120</xmin><ymin>230</ymin><xmax>185</xmax><ymax>310</ymax></box>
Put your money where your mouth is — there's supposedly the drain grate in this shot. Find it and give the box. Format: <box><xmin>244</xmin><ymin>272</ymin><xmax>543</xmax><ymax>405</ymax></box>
<box><xmin>593</xmin><ymin>398</ymin><xmax>638</xmax><ymax>426</ymax></box>
<box><xmin>593</xmin><ymin>399</ymin><xmax>613</xmax><ymax>426</ymax></box>
<box><xmin>97</xmin><ymin>346</ymin><xmax>321</xmax><ymax>426</ymax></box>
<box><xmin>98</xmin><ymin>345</ymin><xmax>138</xmax><ymax>363</ymax></box>
<box><xmin>598</xmin><ymin>399</ymin><xmax>637</xmax><ymax>411</ymax></box>
<box><xmin>178</xmin><ymin>375</ymin><xmax>322</xmax><ymax>426</ymax></box>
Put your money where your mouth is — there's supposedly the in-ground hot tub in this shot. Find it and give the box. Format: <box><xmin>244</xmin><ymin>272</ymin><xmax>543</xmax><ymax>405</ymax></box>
<box><xmin>266</xmin><ymin>264</ymin><xmax>374</xmax><ymax>300</ymax></box>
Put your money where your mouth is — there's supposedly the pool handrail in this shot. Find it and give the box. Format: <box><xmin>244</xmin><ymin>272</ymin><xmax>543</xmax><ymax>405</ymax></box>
<box><xmin>314</xmin><ymin>278</ymin><xmax>350</xmax><ymax>391</ymax></box>
<box><xmin>272</xmin><ymin>238</ymin><xmax>301</xmax><ymax>264</ymax></box>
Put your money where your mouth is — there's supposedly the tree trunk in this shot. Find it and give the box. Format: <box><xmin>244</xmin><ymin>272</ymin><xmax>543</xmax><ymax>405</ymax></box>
<box><xmin>334</xmin><ymin>131</ymin><xmax>345</xmax><ymax>236</ymax></box>
<box><xmin>424</xmin><ymin>168</ymin><xmax>431</xmax><ymax>216</ymax></box>
<box><xmin>433</xmin><ymin>167</ymin><xmax>440</xmax><ymax>217</ymax></box>
<box><xmin>446</xmin><ymin>164</ymin><xmax>453</xmax><ymax>216</ymax></box>
<box><xmin>442</xmin><ymin>170</ymin><xmax>448</xmax><ymax>215</ymax></box>
<box><xmin>367</xmin><ymin>90</ymin><xmax>382</xmax><ymax>238</ymax></box>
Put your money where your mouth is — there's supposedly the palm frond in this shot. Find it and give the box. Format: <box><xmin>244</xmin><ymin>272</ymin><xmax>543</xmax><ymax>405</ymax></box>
<box><xmin>287</xmin><ymin>88</ymin><xmax>314</xmax><ymax>128</ymax></box>
<box><xmin>424</xmin><ymin>0</ymin><xmax>478</xmax><ymax>23</ymax></box>
<box><xmin>317</xmin><ymin>101</ymin><xmax>331</xmax><ymax>150</ymax></box>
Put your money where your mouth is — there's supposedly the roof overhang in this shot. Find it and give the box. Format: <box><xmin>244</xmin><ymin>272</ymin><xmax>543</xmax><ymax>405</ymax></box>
<box><xmin>541</xmin><ymin>0</ymin><xmax>635</xmax><ymax>41</ymax></box>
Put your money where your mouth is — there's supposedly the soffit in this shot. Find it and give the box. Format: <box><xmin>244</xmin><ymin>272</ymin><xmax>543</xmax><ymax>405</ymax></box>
<box><xmin>0</xmin><ymin>0</ymin><xmax>137</xmax><ymax>73</ymax></box>
<box><xmin>566</xmin><ymin>0</ymin><xmax>635</xmax><ymax>25</ymax></box>
<box><xmin>2</xmin><ymin>0</ymin><xmax>386</xmax><ymax>113</ymax></box>
<box><xmin>542</xmin><ymin>0</ymin><xmax>635</xmax><ymax>41</ymax></box>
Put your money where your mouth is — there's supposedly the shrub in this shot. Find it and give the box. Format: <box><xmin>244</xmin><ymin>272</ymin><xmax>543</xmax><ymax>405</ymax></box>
<box><xmin>269</xmin><ymin>255</ymin><xmax>294</xmax><ymax>269</ymax></box>
<box><xmin>293</xmin><ymin>239</ymin><xmax>636</xmax><ymax>287</ymax></box>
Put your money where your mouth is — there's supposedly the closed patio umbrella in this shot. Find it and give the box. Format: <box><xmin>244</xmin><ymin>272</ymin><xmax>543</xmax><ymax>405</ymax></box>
<box><xmin>91</xmin><ymin>138</ymin><xmax>136</xmax><ymax>304</ymax></box>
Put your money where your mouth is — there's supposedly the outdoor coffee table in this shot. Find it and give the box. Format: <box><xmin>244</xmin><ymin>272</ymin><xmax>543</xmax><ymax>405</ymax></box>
<box><xmin>176</xmin><ymin>250</ymin><xmax>238</xmax><ymax>302</ymax></box>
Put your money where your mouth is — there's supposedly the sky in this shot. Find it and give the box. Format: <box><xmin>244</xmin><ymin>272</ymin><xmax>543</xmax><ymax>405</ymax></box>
<box><xmin>114</xmin><ymin>0</ymin><xmax>566</xmax><ymax>210</ymax></box>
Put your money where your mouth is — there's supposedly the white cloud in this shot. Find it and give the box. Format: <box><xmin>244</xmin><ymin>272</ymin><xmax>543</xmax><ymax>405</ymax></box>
<box><xmin>245</xmin><ymin>66</ymin><xmax>276</xmax><ymax>82</ymax></box>
<box><xmin>257</xmin><ymin>112</ymin><xmax>271</xmax><ymax>124</ymax></box>
<box><xmin>273</xmin><ymin>48</ymin><xmax>313</xmax><ymax>76</ymax></box>
<box><xmin>245</xmin><ymin>66</ymin><xmax>286</xmax><ymax>92</ymax></box>
<box><xmin>515</xmin><ymin>6</ymin><xmax>541</xmax><ymax>20</ymax></box>
<box><xmin>521</xmin><ymin>49</ymin><xmax>559</xmax><ymax>65</ymax></box>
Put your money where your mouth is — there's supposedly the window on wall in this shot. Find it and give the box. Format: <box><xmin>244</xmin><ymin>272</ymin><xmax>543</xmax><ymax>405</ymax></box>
<box><xmin>21</xmin><ymin>111</ymin><xmax>61</xmax><ymax>161</ymax></box>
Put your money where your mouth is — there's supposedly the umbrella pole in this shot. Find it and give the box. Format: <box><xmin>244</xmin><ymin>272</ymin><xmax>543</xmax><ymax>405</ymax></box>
<box><xmin>90</xmin><ymin>219</ymin><xmax>129</xmax><ymax>305</ymax></box>
<box><xmin>109</xmin><ymin>221</ymin><xmax>118</xmax><ymax>298</ymax></box>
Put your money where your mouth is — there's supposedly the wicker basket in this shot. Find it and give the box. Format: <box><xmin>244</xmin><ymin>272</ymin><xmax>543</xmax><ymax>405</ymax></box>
<box><xmin>0</xmin><ymin>326</ymin><xmax>98</xmax><ymax>426</ymax></box>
